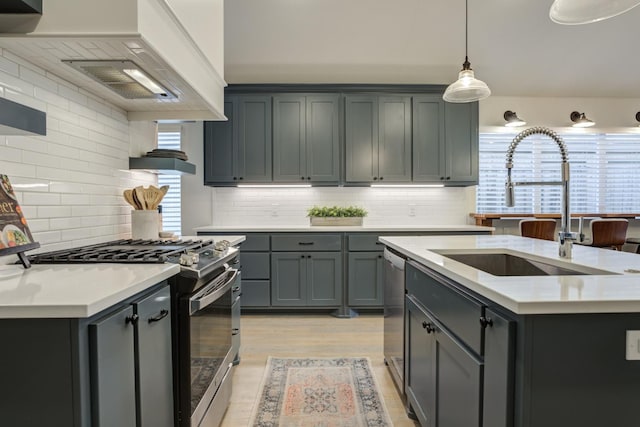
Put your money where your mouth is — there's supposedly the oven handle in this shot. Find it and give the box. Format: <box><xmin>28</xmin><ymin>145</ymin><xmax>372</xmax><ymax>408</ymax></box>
<box><xmin>189</xmin><ymin>268</ymin><xmax>239</xmax><ymax>315</ymax></box>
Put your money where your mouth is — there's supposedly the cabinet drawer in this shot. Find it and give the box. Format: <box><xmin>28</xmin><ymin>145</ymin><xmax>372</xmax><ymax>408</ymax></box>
<box><xmin>348</xmin><ymin>234</ymin><xmax>385</xmax><ymax>251</ymax></box>
<box><xmin>271</xmin><ymin>234</ymin><xmax>342</xmax><ymax>251</ymax></box>
<box><xmin>241</xmin><ymin>280</ymin><xmax>271</xmax><ymax>307</ymax></box>
<box><xmin>241</xmin><ymin>252</ymin><xmax>270</xmax><ymax>279</ymax></box>
<box><xmin>240</xmin><ymin>234</ymin><xmax>270</xmax><ymax>251</ymax></box>
<box><xmin>406</xmin><ymin>262</ymin><xmax>484</xmax><ymax>355</ymax></box>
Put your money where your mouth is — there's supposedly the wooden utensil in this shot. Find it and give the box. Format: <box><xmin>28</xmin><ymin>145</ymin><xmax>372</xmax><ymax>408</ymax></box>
<box><xmin>123</xmin><ymin>189</ymin><xmax>138</xmax><ymax>209</ymax></box>
<box><xmin>134</xmin><ymin>186</ymin><xmax>146</xmax><ymax>210</ymax></box>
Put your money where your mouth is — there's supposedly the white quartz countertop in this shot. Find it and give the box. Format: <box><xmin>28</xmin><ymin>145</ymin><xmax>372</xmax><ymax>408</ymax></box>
<box><xmin>194</xmin><ymin>225</ymin><xmax>494</xmax><ymax>233</ymax></box>
<box><xmin>380</xmin><ymin>235</ymin><xmax>640</xmax><ymax>315</ymax></box>
<box><xmin>0</xmin><ymin>235</ymin><xmax>246</xmax><ymax>319</ymax></box>
<box><xmin>0</xmin><ymin>263</ymin><xmax>180</xmax><ymax>319</ymax></box>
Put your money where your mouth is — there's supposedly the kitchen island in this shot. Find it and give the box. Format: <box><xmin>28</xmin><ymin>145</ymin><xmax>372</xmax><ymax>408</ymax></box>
<box><xmin>380</xmin><ymin>235</ymin><xmax>640</xmax><ymax>427</ymax></box>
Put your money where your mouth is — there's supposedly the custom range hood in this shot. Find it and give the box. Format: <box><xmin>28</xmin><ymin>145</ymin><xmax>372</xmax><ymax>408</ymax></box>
<box><xmin>0</xmin><ymin>0</ymin><xmax>226</xmax><ymax>121</ymax></box>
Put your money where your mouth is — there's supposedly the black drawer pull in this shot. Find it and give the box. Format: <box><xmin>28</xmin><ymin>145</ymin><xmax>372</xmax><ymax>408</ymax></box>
<box><xmin>148</xmin><ymin>309</ymin><xmax>169</xmax><ymax>324</ymax></box>
<box><xmin>125</xmin><ymin>314</ymin><xmax>139</xmax><ymax>326</ymax></box>
<box><xmin>298</xmin><ymin>242</ymin><xmax>315</xmax><ymax>245</ymax></box>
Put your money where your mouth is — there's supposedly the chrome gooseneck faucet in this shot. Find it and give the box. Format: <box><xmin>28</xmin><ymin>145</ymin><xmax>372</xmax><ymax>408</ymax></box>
<box><xmin>505</xmin><ymin>127</ymin><xmax>577</xmax><ymax>258</ymax></box>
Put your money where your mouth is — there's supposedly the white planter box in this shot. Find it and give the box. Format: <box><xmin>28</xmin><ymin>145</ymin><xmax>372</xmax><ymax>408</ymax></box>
<box><xmin>310</xmin><ymin>217</ymin><xmax>363</xmax><ymax>226</ymax></box>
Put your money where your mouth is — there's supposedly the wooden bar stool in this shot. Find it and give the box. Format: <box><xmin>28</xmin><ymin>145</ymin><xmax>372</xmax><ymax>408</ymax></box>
<box><xmin>582</xmin><ymin>218</ymin><xmax>628</xmax><ymax>250</ymax></box>
<box><xmin>519</xmin><ymin>219</ymin><xmax>557</xmax><ymax>241</ymax></box>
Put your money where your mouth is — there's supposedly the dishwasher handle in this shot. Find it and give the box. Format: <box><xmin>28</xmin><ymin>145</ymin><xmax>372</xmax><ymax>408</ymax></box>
<box><xmin>384</xmin><ymin>248</ymin><xmax>406</xmax><ymax>271</ymax></box>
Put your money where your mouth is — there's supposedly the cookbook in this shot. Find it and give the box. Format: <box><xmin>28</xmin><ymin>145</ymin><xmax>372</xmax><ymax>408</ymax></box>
<box><xmin>0</xmin><ymin>175</ymin><xmax>39</xmax><ymax>265</ymax></box>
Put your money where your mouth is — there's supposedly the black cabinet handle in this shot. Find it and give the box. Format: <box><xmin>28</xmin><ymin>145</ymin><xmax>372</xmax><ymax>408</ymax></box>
<box><xmin>307</xmin><ymin>255</ymin><xmax>312</xmax><ymax>258</ymax></box>
<box><xmin>148</xmin><ymin>309</ymin><xmax>169</xmax><ymax>324</ymax></box>
<box><xmin>239</xmin><ymin>177</ymin><xmax>244</xmax><ymax>180</ymax></box>
<box><xmin>301</xmin><ymin>176</ymin><xmax>305</xmax><ymax>180</ymax></box>
<box><xmin>125</xmin><ymin>314</ymin><xmax>139</xmax><ymax>326</ymax></box>
<box><xmin>298</xmin><ymin>242</ymin><xmax>314</xmax><ymax>245</ymax></box>
<box><xmin>479</xmin><ymin>316</ymin><xmax>494</xmax><ymax>328</ymax></box>
<box><xmin>300</xmin><ymin>254</ymin><xmax>305</xmax><ymax>258</ymax></box>
<box><xmin>307</xmin><ymin>176</ymin><xmax>311</xmax><ymax>180</ymax></box>
<box><xmin>233</xmin><ymin>177</ymin><xmax>237</xmax><ymax>180</ymax></box>
<box><xmin>446</xmin><ymin>176</ymin><xmax>451</xmax><ymax>180</ymax></box>
<box><xmin>379</xmin><ymin>176</ymin><xmax>384</xmax><ymax>180</ymax></box>
<box><xmin>422</xmin><ymin>321</ymin><xmax>435</xmax><ymax>334</ymax></box>
<box><xmin>232</xmin><ymin>328</ymin><xmax>240</xmax><ymax>336</ymax></box>
<box><xmin>440</xmin><ymin>176</ymin><xmax>445</xmax><ymax>180</ymax></box>
<box><xmin>373</xmin><ymin>177</ymin><xmax>378</xmax><ymax>180</ymax></box>
<box><xmin>378</xmin><ymin>254</ymin><xmax>383</xmax><ymax>258</ymax></box>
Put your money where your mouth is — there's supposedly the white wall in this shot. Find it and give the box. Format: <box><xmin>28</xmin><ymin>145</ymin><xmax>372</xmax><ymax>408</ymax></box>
<box><xmin>0</xmin><ymin>48</ymin><xmax>157</xmax><ymax>262</ymax></box>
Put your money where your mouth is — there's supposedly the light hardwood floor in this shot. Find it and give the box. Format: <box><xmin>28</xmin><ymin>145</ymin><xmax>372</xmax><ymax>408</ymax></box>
<box><xmin>221</xmin><ymin>312</ymin><xmax>419</xmax><ymax>427</ymax></box>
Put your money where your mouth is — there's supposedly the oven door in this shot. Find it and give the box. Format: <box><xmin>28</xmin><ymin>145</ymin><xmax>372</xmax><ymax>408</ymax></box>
<box><xmin>178</xmin><ymin>267</ymin><xmax>239</xmax><ymax>427</ymax></box>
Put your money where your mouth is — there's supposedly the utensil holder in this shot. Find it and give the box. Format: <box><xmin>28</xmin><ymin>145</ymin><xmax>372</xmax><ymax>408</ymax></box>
<box><xmin>131</xmin><ymin>210</ymin><xmax>159</xmax><ymax>239</ymax></box>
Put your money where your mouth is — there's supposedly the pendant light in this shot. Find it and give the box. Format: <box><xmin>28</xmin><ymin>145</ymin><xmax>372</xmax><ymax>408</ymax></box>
<box><xmin>443</xmin><ymin>0</ymin><xmax>491</xmax><ymax>103</ymax></box>
<box><xmin>550</xmin><ymin>0</ymin><xmax>640</xmax><ymax>25</ymax></box>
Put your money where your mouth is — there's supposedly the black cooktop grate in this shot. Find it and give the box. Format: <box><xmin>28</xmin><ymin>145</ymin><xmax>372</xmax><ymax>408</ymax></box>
<box><xmin>27</xmin><ymin>239</ymin><xmax>214</xmax><ymax>264</ymax></box>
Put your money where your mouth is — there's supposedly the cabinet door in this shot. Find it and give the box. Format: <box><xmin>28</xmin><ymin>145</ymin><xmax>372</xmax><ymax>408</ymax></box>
<box><xmin>271</xmin><ymin>253</ymin><xmax>307</xmax><ymax>306</ymax></box>
<box><xmin>345</xmin><ymin>95</ymin><xmax>378</xmax><ymax>182</ymax></box>
<box><xmin>134</xmin><ymin>285</ymin><xmax>173</xmax><ymax>427</ymax></box>
<box><xmin>378</xmin><ymin>96</ymin><xmax>412</xmax><ymax>182</ymax></box>
<box><xmin>89</xmin><ymin>306</ymin><xmax>137</xmax><ymax>427</ymax></box>
<box><xmin>306</xmin><ymin>95</ymin><xmax>340</xmax><ymax>182</ymax></box>
<box><xmin>413</xmin><ymin>95</ymin><xmax>445</xmax><ymax>182</ymax></box>
<box><xmin>444</xmin><ymin>102</ymin><xmax>478</xmax><ymax>184</ymax></box>
<box><xmin>273</xmin><ymin>95</ymin><xmax>306</xmax><ymax>182</ymax></box>
<box><xmin>434</xmin><ymin>322</ymin><xmax>482</xmax><ymax>427</ymax></box>
<box><xmin>482</xmin><ymin>308</ymin><xmax>515</xmax><ymax>427</ymax></box>
<box><xmin>307</xmin><ymin>252</ymin><xmax>342</xmax><ymax>306</ymax></box>
<box><xmin>204</xmin><ymin>100</ymin><xmax>236</xmax><ymax>184</ymax></box>
<box><xmin>348</xmin><ymin>251</ymin><xmax>384</xmax><ymax>306</ymax></box>
<box><xmin>238</xmin><ymin>95</ymin><xmax>272</xmax><ymax>182</ymax></box>
<box><xmin>405</xmin><ymin>296</ymin><xmax>436</xmax><ymax>427</ymax></box>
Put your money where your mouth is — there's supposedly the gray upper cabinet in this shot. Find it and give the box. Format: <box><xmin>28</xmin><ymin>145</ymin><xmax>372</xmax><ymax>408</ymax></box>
<box><xmin>345</xmin><ymin>95</ymin><xmax>411</xmax><ymax>183</ymax></box>
<box><xmin>204</xmin><ymin>95</ymin><xmax>272</xmax><ymax>185</ymax></box>
<box><xmin>413</xmin><ymin>96</ymin><xmax>479</xmax><ymax>184</ymax></box>
<box><xmin>273</xmin><ymin>94</ymin><xmax>340</xmax><ymax>183</ymax></box>
<box><xmin>444</xmin><ymin>102</ymin><xmax>479</xmax><ymax>184</ymax></box>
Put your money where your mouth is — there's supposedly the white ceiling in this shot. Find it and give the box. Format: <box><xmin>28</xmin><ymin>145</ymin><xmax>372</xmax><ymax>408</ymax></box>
<box><xmin>223</xmin><ymin>0</ymin><xmax>640</xmax><ymax>98</ymax></box>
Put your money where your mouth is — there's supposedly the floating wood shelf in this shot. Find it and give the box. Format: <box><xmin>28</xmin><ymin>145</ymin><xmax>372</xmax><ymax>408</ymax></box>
<box><xmin>129</xmin><ymin>157</ymin><xmax>195</xmax><ymax>175</ymax></box>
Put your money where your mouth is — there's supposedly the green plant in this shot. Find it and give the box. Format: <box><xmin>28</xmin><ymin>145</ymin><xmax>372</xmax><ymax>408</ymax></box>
<box><xmin>306</xmin><ymin>205</ymin><xmax>368</xmax><ymax>218</ymax></box>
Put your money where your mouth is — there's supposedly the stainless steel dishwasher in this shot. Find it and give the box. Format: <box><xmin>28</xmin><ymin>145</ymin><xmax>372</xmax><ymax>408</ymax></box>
<box><xmin>383</xmin><ymin>247</ymin><xmax>407</xmax><ymax>398</ymax></box>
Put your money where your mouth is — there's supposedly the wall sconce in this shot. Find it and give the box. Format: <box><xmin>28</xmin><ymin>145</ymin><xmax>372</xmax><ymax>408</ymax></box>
<box><xmin>570</xmin><ymin>111</ymin><xmax>595</xmax><ymax>128</ymax></box>
<box><xmin>503</xmin><ymin>110</ymin><xmax>526</xmax><ymax>127</ymax></box>
<box><xmin>636</xmin><ymin>112</ymin><xmax>640</xmax><ymax>126</ymax></box>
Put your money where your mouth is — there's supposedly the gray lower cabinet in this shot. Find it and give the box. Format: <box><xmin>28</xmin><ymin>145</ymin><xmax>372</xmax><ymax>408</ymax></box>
<box><xmin>405</xmin><ymin>261</ymin><xmax>513</xmax><ymax>427</ymax></box>
<box><xmin>271</xmin><ymin>252</ymin><xmax>342</xmax><ymax>306</ymax></box>
<box><xmin>345</xmin><ymin>95</ymin><xmax>412</xmax><ymax>183</ymax></box>
<box><xmin>239</xmin><ymin>234</ymin><xmax>271</xmax><ymax>307</ymax></box>
<box><xmin>0</xmin><ymin>282</ymin><xmax>173</xmax><ymax>427</ymax></box>
<box><xmin>204</xmin><ymin>95</ymin><xmax>272</xmax><ymax>185</ymax></box>
<box><xmin>273</xmin><ymin>94</ymin><xmax>340</xmax><ymax>183</ymax></box>
<box><xmin>347</xmin><ymin>252</ymin><xmax>384</xmax><ymax>306</ymax></box>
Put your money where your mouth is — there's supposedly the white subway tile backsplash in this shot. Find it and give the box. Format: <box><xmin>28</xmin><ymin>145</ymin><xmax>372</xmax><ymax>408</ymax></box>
<box><xmin>210</xmin><ymin>186</ymin><xmax>476</xmax><ymax>226</ymax></box>
<box><xmin>0</xmin><ymin>50</ymin><xmax>156</xmax><ymax>253</ymax></box>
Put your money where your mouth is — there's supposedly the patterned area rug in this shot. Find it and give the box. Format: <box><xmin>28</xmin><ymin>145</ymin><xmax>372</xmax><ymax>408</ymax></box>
<box><xmin>250</xmin><ymin>357</ymin><xmax>392</xmax><ymax>427</ymax></box>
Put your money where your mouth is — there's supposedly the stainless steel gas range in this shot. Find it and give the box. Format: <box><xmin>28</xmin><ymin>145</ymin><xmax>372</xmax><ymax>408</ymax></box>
<box><xmin>26</xmin><ymin>238</ymin><xmax>241</xmax><ymax>427</ymax></box>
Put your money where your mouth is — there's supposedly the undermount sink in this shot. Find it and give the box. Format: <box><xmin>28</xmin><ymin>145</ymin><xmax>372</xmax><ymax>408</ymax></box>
<box><xmin>435</xmin><ymin>252</ymin><xmax>616</xmax><ymax>277</ymax></box>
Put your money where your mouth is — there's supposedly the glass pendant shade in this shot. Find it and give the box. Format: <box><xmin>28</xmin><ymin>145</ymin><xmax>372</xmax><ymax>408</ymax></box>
<box><xmin>550</xmin><ymin>0</ymin><xmax>640</xmax><ymax>24</ymax></box>
<box><xmin>443</xmin><ymin>67</ymin><xmax>491</xmax><ymax>103</ymax></box>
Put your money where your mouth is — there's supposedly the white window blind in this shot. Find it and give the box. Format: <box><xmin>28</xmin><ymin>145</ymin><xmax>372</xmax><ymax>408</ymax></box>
<box><xmin>477</xmin><ymin>132</ymin><xmax>640</xmax><ymax>213</ymax></box>
<box><xmin>157</xmin><ymin>131</ymin><xmax>182</xmax><ymax>235</ymax></box>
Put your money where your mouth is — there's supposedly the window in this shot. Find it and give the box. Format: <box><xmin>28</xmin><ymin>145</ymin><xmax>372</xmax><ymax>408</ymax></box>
<box><xmin>477</xmin><ymin>132</ymin><xmax>640</xmax><ymax>213</ymax></box>
<box><xmin>157</xmin><ymin>130</ymin><xmax>182</xmax><ymax>235</ymax></box>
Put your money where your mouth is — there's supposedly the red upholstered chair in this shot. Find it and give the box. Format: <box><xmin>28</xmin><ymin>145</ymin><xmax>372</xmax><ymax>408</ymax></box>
<box><xmin>583</xmin><ymin>219</ymin><xmax>628</xmax><ymax>251</ymax></box>
<box><xmin>519</xmin><ymin>219</ymin><xmax>557</xmax><ymax>241</ymax></box>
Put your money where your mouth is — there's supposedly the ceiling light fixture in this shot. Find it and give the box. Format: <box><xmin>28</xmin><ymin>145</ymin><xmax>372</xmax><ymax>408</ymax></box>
<box><xmin>503</xmin><ymin>111</ymin><xmax>526</xmax><ymax>127</ymax></box>
<box><xmin>549</xmin><ymin>0</ymin><xmax>640</xmax><ymax>25</ymax></box>
<box><xmin>443</xmin><ymin>0</ymin><xmax>491</xmax><ymax>103</ymax></box>
<box><xmin>570</xmin><ymin>111</ymin><xmax>595</xmax><ymax>128</ymax></box>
